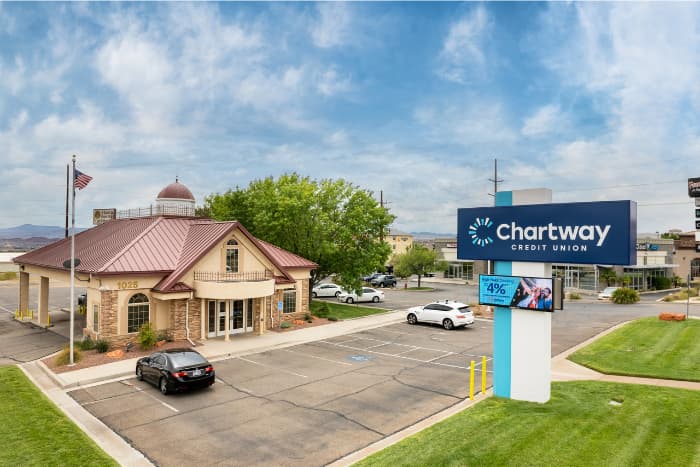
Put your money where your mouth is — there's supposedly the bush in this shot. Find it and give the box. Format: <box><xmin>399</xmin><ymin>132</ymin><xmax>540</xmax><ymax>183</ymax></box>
<box><xmin>304</xmin><ymin>313</ymin><xmax>312</xmax><ymax>321</ymax></box>
<box><xmin>568</xmin><ymin>292</ymin><xmax>581</xmax><ymax>300</ymax></box>
<box><xmin>611</xmin><ymin>287</ymin><xmax>639</xmax><ymax>304</ymax></box>
<box><xmin>662</xmin><ymin>288</ymin><xmax>699</xmax><ymax>301</ymax></box>
<box><xmin>652</xmin><ymin>276</ymin><xmax>672</xmax><ymax>290</ymax></box>
<box><xmin>54</xmin><ymin>346</ymin><xmax>82</xmax><ymax>366</ymax></box>
<box><xmin>157</xmin><ymin>329</ymin><xmax>173</xmax><ymax>343</ymax></box>
<box><xmin>327</xmin><ymin>316</ymin><xmax>339</xmax><ymax>321</ymax></box>
<box><xmin>137</xmin><ymin>322</ymin><xmax>158</xmax><ymax>350</ymax></box>
<box><xmin>313</xmin><ymin>302</ymin><xmax>330</xmax><ymax>318</ymax></box>
<box><xmin>78</xmin><ymin>336</ymin><xmax>95</xmax><ymax>351</ymax></box>
<box><xmin>280</xmin><ymin>321</ymin><xmax>292</xmax><ymax>329</ymax></box>
<box><xmin>94</xmin><ymin>339</ymin><xmax>110</xmax><ymax>353</ymax></box>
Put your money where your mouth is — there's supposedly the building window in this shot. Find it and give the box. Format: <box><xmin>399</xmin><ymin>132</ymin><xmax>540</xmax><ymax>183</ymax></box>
<box><xmin>226</xmin><ymin>239</ymin><xmax>239</xmax><ymax>272</ymax></box>
<box><xmin>283</xmin><ymin>290</ymin><xmax>296</xmax><ymax>314</ymax></box>
<box><xmin>93</xmin><ymin>304</ymin><xmax>99</xmax><ymax>333</ymax></box>
<box><xmin>127</xmin><ymin>293</ymin><xmax>150</xmax><ymax>333</ymax></box>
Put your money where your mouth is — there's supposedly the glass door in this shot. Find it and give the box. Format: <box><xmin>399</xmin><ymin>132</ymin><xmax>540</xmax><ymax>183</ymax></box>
<box><xmin>208</xmin><ymin>300</ymin><xmax>229</xmax><ymax>338</ymax></box>
<box><xmin>230</xmin><ymin>300</ymin><xmax>244</xmax><ymax>334</ymax></box>
<box><xmin>246</xmin><ymin>299</ymin><xmax>254</xmax><ymax>332</ymax></box>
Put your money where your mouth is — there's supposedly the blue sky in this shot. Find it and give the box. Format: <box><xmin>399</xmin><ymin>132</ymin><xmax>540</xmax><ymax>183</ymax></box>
<box><xmin>1</xmin><ymin>2</ymin><xmax>698</xmax><ymax>235</ymax></box>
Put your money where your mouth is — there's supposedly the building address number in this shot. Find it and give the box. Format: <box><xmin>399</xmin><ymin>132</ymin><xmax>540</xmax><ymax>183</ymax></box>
<box><xmin>117</xmin><ymin>281</ymin><xmax>139</xmax><ymax>290</ymax></box>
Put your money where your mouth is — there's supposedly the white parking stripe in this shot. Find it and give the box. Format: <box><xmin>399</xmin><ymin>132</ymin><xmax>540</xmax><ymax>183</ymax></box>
<box><xmin>393</xmin><ymin>347</ymin><xmax>419</xmax><ymax>356</ymax></box>
<box><xmin>81</xmin><ymin>384</ymin><xmax>179</xmax><ymax>413</ymax></box>
<box><xmin>281</xmin><ymin>349</ymin><xmax>353</xmax><ymax>366</ymax></box>
<box><xmin>237</xmin><ymin>356</ymin><xmax>308</xmax><ymax>378</ymax></box>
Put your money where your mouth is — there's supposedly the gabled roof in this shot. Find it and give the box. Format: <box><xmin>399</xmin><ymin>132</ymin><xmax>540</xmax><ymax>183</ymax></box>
<box><xmin>15</xmin><ymin>217</ymin><xmax>316</xmax><ymax>292</ymax></box>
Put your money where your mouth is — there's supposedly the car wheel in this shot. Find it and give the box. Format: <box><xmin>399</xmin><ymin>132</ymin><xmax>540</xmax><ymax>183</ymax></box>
<box><xmin>346</xmin><ymin>297</ymin><xmax>354</xmax><ymax>304</ymax></box>
<box><xmin>335</xmin><ymin>291</ymin><xmax>341</xmax><ymax>298</ymax></box>
<box><xmin>442</xmin><ymin>319</ymin><xmax>454</xmax><ymax>330</ymax></box>
<box><xmin>312</xmin><ymin>292</ymin><xmax>317</xmax><ymax>298</ymax></box>
<box><xmin>407</xmin><ymin>313</ymin><xmax>417</xmax><ymax>325</ymax></box>
<box><xmin>372</xmin><ymin>296</ymin><xmax>380</xmax><ymax>303</ymax></box>
<box><xmin>136</xmin><ymin>365</ymin><xmax>143</xmax><ymax>381</ymax></box>
<box><xmin>159</xmin><ymin>377</ymin><xmax>170</xmax><ymax>395</ymax></box>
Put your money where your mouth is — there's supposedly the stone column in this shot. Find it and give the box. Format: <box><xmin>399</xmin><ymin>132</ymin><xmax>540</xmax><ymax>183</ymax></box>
<box><xmin>38</xmin><ymin>276</ymin><xmax>49</xmax><ymax>326</ymax></box>
<box><xmin>19</xmin><ymin>271</ymin><xmax>29</xmax><ymax>318</ymax></box>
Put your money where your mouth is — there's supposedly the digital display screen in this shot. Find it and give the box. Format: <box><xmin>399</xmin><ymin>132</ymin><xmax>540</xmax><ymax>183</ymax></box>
<box><xmin>479</xmin><ymin>274</ymin><xmax>554</xmax><ymax>312</ymax></box>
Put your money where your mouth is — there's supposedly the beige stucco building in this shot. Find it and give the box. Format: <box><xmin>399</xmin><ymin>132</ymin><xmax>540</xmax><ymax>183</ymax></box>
<box><xmin>13</xmin><ymin>181</ymin><xmax>316</xmax><ymax>345</ymax></box>
<box><xmin>386</xmin><ymin>229</ymin><xmax>413</xmax><ymax>257</ymax></box>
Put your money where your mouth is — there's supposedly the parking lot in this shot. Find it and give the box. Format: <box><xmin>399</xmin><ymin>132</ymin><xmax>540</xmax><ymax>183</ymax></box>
<box><xmin>69</xmin><ymin>320</ymin><xmax>494</xmax><ymax>467</ymax></box>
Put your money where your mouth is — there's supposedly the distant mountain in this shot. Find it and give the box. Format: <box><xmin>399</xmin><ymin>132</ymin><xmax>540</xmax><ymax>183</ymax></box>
<box><xmin>410</xmin><ymin>231</ymin><xmax>457</xmax><ymax>240</ymax></box>
<box><xmin>0</xmin><ymin>224</ymin><xmax>85</xmax><ymax>240</ymax></box>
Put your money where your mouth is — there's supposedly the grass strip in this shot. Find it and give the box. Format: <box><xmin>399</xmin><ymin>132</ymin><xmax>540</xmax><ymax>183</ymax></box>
<box><xmin>356</xmin><ymin>381</ymin><xmax>700</xmax><ymax>467</ymax></box>
<box><xmin>569</xmin><ymin>317</ymin><xmax>700</xmax><ymax>381</ymax></box>
<box><xmin>0</xmin><ymin>365</ymin><xmax>118</xmax><ymax>466</ymax></box>
<box><xmin>310</xmin><ymin>300</ymin><xmax>389</xmax><ymax>320</ymax></box>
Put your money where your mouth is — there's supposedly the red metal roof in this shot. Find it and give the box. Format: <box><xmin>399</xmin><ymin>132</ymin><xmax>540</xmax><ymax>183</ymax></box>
<box><xmin>157</xmin><ymin>180</ymin><xmax>194</xmax><ymax>200</ymax></box>
<box><xmin>14</xmin><ymin>217</ymin><xmax>316</xmax><ymax>293</ymax></box>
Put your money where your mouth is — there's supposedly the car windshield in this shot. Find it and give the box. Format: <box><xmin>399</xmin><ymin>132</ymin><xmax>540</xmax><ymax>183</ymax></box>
<box><xmin>603</xmin><ymin>287</ymin><xmax>617</xmax><ymax>293</ymax></box>
<box><xmin>167</xmin><ymin>351</ymin><xmax>207</xmax><ymax>368</ymax></box>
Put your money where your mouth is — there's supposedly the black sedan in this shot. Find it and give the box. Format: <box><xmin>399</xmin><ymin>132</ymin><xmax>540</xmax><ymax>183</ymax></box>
<box><xmin>136</xmin><ymin>348</ymin><xmax>215</xmax><ymax>395</ymax></box>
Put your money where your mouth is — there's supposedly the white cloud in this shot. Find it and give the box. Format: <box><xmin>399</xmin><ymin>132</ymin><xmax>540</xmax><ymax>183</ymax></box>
<box><xmin>521</xmin><ymin>104</ymin><xmax>564</xmax><ymax>137</ymax></box>
<box><xmin>310</xmin><ymin>2</ymin><xmax>352</xmax><ymax>48</ymax></box>
<box><xmin>436</xmin><ymin>6</ymin><xmax>490</xmax><ymax>83</ymax></box>
<box><xmin>316</xmin><ymin>66</ymin><xmax>351</xmax><ymax>96</ymax></box>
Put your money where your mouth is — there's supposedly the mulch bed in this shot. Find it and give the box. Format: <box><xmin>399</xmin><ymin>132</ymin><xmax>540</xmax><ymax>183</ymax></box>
<box><xmin>269</xmin><ymin>317</ymin><xmax>333</xmax><ymax>332</ymax></box>
<box><xmin>42</xmin><ymin>340</ymin><xmax>197</xmax><ymax>374</ymax></box>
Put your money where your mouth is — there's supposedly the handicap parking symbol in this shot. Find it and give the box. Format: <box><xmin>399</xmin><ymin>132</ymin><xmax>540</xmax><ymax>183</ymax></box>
<box><xmin>348</xmin><ymin>355</ymin><xmax>373</xmax><ymax>362</ymax></box>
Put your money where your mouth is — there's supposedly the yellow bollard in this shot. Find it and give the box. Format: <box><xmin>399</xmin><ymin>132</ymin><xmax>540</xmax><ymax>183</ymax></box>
<box><xmin>469</xmin><ymin>360</ymin><xmax>475</xmax><ymax>400</ymax></box>
<box><xmin>482</xmin><ymin>356</ymin><xmax>487</xmax><ymax>395</ymax></box>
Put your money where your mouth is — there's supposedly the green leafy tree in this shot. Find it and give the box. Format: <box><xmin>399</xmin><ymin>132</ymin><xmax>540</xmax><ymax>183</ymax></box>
<box><xmin>393</xmin><ymin>245</ymin><xmax>447</xmax><ymax>288</ymax></box>
<box><xmin>201</xmin><ymin>173</ymin><xmax>394</xmax><ymax>294</ymax></box>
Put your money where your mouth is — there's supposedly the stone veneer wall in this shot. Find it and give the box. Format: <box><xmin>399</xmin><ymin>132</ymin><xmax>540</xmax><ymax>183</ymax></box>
<box><xmin>266</xmin><ymin>282</ymin><xmax>310</xmax><ymax>329</ymax></box>
<box><xmin>169</xmin><ymin>298</ymin><xmax>202</xmax><ymax>341</ymax></box>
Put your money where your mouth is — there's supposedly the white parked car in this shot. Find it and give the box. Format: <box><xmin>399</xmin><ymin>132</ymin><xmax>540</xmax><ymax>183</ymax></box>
<box><xmin>597</xmin><ymin>287</ymin><xmax>619</xmax><ymax>300</ymax></box>
<box><xmin>312</xmin><ymin>283</ymin><xmax>344</xmax><ymax>298</ymax></box>
<box><xmin>406</xmin><ymin>300</ymin><xmax>475</xmax><ymax>330</ymax></box>
<box><xmin>337</xmin><ymin>287</ymin><xmax>384</xmax><ymax>304</ymax></box>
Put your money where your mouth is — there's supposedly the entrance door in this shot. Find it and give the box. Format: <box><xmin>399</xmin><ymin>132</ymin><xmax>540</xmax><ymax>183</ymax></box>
<box><xmin>207</xmin><ymin>300</ymin><xmax>229</xmax><ymax>338</ymax></box>
<box><xmin>230</xmin><ymin>300</ymin><xmax>244</xmax><ymax>334</ymax></box>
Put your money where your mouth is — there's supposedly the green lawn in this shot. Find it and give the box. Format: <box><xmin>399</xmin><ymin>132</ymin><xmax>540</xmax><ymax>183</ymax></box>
<box><xmin>310</xmin><ymin>300</ymin><xmax>389</xmax><ymax>320</ymax></box>
<box><xmin>0</xmin><ymin>365</ymin><xmax>118</xmax><ymax>466</ymax></box>
<box><xmin>356</xmin><ymin>381</ymin><xmax>700</xmax><ymax>467</ymax></box>
<box><xmin>569</xmin><ymin>317</ymin><xmax>700</xmax><ymax>381</ymax></box>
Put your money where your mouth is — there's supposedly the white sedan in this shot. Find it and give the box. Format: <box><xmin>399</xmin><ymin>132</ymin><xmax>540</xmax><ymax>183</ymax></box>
<box><xmin>406</xmin><ymin>300</ymin><xmax>475</xmax><ymax>330</ymax></box>
<box><xmin>337</xmin><ymin>287</ymin><xmax>384</xmax><ymax>304</ymax></box>
<box><xmin>312</xmin><ymin>283</ymin><xmax>344</xmax><ymax>298</ymax></box>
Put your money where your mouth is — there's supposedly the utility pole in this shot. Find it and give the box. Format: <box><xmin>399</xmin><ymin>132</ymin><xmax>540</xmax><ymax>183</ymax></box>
<box><xmin>379</xmin><ymin>190</ymin><xmax>389</xmax><ymax>243</ymax></box>
<box><xmin>65</xmin><ymin>164</ymin><xmax>69</xmax><ymax>238</ymax></box>
<box><xmin>486</xmin><ymin>158</ymin><xmax>503</xmax><ymax>276</ymax></box>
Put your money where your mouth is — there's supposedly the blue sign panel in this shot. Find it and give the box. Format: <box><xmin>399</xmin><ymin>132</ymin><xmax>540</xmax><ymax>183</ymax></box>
<box><xmin>479</xmin><ymin>275</ymin><xmax>554</xmax><ymax>312</ymax></box>
<box><xmin>458</xmin><ymin>200</ymin><xmax>636</xmax><ymax>265</ymax></box>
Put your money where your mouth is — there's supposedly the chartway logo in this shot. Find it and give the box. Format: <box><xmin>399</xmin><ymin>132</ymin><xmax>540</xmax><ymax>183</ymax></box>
<box><xmin>495</xmin><ymin>222</ymin><xmax>612</xmax><ymax>247</ymax></box>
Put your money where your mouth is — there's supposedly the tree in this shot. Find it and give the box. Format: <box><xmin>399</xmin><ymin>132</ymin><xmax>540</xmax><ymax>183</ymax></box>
<box><xmin>599</xmin><ymin>268</ymin><xmax>617</xmax><ymax>287</ymax></box>
<box><xmin>201</xmin><ymin>173</ymin><xmax>394</xmax><ymax>294</ymax></box>
<box><xmin>393</xmin><ymin>245</ymin><xmax>446</xmax><ymax>288</ymax></box>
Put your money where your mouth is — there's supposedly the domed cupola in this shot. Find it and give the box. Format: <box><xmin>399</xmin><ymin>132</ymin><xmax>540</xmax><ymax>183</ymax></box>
<box><xmin>156</xmin><ymin>177</ymin><xmax>195</xmax><ymax>216</ymax></box>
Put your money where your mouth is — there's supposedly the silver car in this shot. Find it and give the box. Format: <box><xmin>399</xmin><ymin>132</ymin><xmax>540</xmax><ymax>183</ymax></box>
<box><xmin>337</xmin><ymin>287</ymin><xmax>384</xmax><ymax>304</ymax></box>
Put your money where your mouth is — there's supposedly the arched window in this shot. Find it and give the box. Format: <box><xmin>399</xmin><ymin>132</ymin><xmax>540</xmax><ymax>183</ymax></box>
<box><xmin>226</xmin><ymin>239</ymin><xmax>239</xmax><ymax>272</ymax></box>
<box><xmin>127</xmin><ymin>293</ymin><xmax>150</xmax><ymax>333</ymax></box>
<box><xmin>692</xmin><ymin>259</ymin><xmax>700</xmax><ymax>280</ymax></box>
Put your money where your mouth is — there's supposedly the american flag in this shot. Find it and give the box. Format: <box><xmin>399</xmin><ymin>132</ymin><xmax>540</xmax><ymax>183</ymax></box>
<box><xmin>74</xmin><ymin>169</ymin><xmax>93</xmax><ymax>190</ymax></box>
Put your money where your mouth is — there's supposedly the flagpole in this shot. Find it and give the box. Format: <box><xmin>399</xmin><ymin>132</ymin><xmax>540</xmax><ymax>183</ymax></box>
<box><xmin>70</xmin><ymin>155</ymin><xmax>76</xmax><ymax>365</ymax></box>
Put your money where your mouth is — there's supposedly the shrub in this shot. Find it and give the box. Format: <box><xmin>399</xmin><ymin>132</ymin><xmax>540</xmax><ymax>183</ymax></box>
<box><xmin>157</xmin><ymin>329</ymin><xmax>173</xmax><ymax>342</ymax></box>
<box><xmin>611</xmin><ymin>287</ymin><xmax>639</xmax><ymax>304</ymax></box>
<box><xmin>78</xmin><ymin>336</ymin><xmax>95</xmax><ymax>351</ymax></box>
<box><xmin>304</xmin><ymin>313</ymin><xmax>312</xmax><ymax>321</ymax></box>
<box><xmin>54</xmin><ymin>346</ymin><xmax>82</xmax><ymax>366</ymax></box>
<box><xmin>313</xmin><ymin>302</ymin><xmax>330</xmax><ymax>318</ymax></box>
<box><xmin>327</xmin><ymin>316</ymin><xmax>339</xmax><ymax>321</ymax></box>
<box><xmin>137</xmin><ymin>322</ymin><xmax>158</xmax><ymax>350</ymax></box>
<box><xmin>95</xmin><ymin>339</ymin><xmax>110</xmax><ymax>353</ymax></box>
<box><xmin>568</xmin><ymin>292</ymin><xmax>581</xmax><ymax>300</ymax></box>
<box><xmin>652</xmin><ymin>276</ymin><xmax>672</xmax><ymax>290</ymax></box>
<box><xmin>280</xmin><ymin>321</ymin><xmax>292</xmax><ymax>329</ymax></box>
<box><xmin>663</xmin><ymin>288</ymin><xmax>699</xmax><ymax>301</ymax></box>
